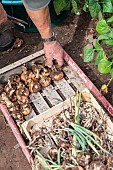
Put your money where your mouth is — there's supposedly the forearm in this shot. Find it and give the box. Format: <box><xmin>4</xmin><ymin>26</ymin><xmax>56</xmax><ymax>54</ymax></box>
<box><xmin>22</xmin><ymin>0</ymin><xmax>64</xmax><ymax>67</ymax></box>
<box><xmin>25</xmin><ymin>6</ymin><xmax>52</xmax><ymax>39</ymax></box>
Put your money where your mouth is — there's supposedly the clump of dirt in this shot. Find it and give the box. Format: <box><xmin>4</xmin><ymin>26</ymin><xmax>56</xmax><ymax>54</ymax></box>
<box><xmin>0</xmin><ymin>115</ymin><xmax>30</xmax><ymax>170</ymax></box>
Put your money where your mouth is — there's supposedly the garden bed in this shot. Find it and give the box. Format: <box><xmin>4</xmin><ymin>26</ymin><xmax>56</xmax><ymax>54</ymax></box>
<box><xmin>0</xmin><ymin>50</ymin><xmax>113</xmax><ymax>170</ymax></box>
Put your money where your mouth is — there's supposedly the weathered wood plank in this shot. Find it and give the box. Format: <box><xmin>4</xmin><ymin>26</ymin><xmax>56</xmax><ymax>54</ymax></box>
<box><xmin>22</xmin><ymin>96</ymin><xmax>75</xmax><ymax>140</ymax></box>
<box><xmin>42</xmin><ymin>85</ymin><xmax>63</xmax><ymax>106</ymax></box>
<box><xmin>30</xmin><ymin>92</ymin><xmax>50</xmax><ymax>113</ymax></box>
<box><xmin>54</xmin><ymin>78</ymin><xmax>75</xmax><ymax>99</ymax></box>
<box><xmin>0</xmin><ymin>49</ymin><xmax>44</xmax><ymax>75</ymax></box>
<box><xmin>25</xmin><ymin>108</ymin><xmax>36</xmax><ymax>121</ymax></box>
<box><xmin>63</xmin><ymin>66</ymin><xmax>86</xmax><ymax>91</ymax></box>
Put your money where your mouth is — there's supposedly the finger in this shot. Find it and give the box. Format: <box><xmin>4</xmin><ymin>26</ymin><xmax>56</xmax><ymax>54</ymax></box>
<box><xmin>45</xmin><ymin>58</ymin><xmax>53</xmax><ymax>68</ymax></box>
<box><xmin>55</xmin><ymin>56</ymin><xmax>64</xmax><ymax>67</ymax></box>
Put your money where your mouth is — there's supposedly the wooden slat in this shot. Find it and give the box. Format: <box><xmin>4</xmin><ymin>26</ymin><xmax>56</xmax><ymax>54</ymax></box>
<box><xmin>42</xmin><ymin>85</ymin><xmax>63</xmax><ymax>106</ymax></box>
<box><xmin>63</xmin><ymin>66</ymin><xmax>86</xmax><ymax>91</ymax></box>
<box><xmin>54</xmin><ymin>78</ymin><xmax>75</xmax><ymax>99</ymax></box>
<box><xmin>0</xmin><ymin>49</ymin><xmax>44</xmax><ymax>75</ymax></box>
<box><xmin>0</xmin><ymin>67</ymin><xmax>22</xmax><ymax>83</ymax></box>
<box><xmin>30</xmin><ymin>92</ymin><xmax>50</xmax><ymax>113</ymax></box>
<box><xmin>25</xmin><ymin>109</ymin><xmax>36</xmax><ymax>121</ymax></box>
<box><xmin>22</xmin><ymin>96</ymin><xmax>75</xmax><ymax>140</ymax></box>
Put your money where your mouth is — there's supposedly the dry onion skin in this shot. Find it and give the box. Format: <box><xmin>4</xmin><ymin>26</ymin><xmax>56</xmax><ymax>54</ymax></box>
<box><xmin>8</xmin><ymin>74</ymin><xmax>20</xmax><ymax>86</ymax></box>
<box><xmin>4</xmin><ymin>80</ymin><xmax>15</xmax><ymax>97</ymax></box>
<box><xmin>0</xmin><ymin>84</ymin><xmax>4</xmax><ymax>95</ymax></box>
<box><xmin>21</xmin><ymin>65</ymin><xmax>33</xmax><ymax>83</ymax></box>
<box><xmin>16</xmin><ymin>82</ymin><xmax>29</xmax><ymax>97</ymax></box>
<box><xmin>107</xmin><ymin>157</ymin><xmax>113</xmax><ymax>169</ymax></box>
<box><xmin>76</xmin><ymin>152</ymin><xmax>91</xmax><ymax>167</ymax></box>
<box><xmin>1</xmin><ymin>92</ymin><xmax>16</xmax><ymax>112</ymax></box>
<box><xmin>89</xmin><ymin>161</ymin><xmax>106</xmax><ymax>170</ymax></box>
<box><xmin>17</xmin><ymin>95</ymin><xmax>29</xmax><ymax>105</ymax></box>
<box><xmin>51</xmin><ymin>70</ymin><xmax>64</xmax><ymax>81</ymax></box>
<box><xmin>40</xmin><ymin>66</ymin><xmax>51</xmax><ymax>77</ymax></box>
<box><xmin>51</xmin><ymin>65</ymin><xmax>64</xmax><ymax>81</ymax></box>
<box><xmin>27</xmin><ymin>79</ymin><xmax>41</xmax><ymax>93</ymax></box>
<box><xmin>0</xmin><ymin>62</ymin><xmax>64</xmax><ymax>128</ymax></box>
<box><xmin>39</xmin><ymin>76</ymin><xmax>51</xmax><ymax>87</ymax></box>
<box><xmin>32</xmin><ymin>62</ymin><xmax>42</xmax><ymax>80</ymax></box>
<box><xmin>20</xmin><ymin>104</ymin><xmax>31</xmax><ymax>116</ymax></box>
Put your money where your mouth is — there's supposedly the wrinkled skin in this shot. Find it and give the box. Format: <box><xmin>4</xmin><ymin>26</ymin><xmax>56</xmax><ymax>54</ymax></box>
<box><xmin>44</xmin><ymin>41</ymin><xmax>64</xmax><ymax>67</ymax></box>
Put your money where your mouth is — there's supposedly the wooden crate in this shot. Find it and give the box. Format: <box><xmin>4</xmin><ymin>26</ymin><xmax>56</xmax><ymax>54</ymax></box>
<box><xmin>21</xmin><ymin>66</ymin><xmax>112</xmax><ymax>141</ymax></box>
<box><xmin>0</xmin><ymin>49</ymin><xmax>113</xmax><ymax>167</ymax></box>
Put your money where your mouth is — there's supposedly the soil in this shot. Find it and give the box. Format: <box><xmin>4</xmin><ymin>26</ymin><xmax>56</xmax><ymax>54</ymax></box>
<box><xmin>0</xmin><ymin>114</ymin><xmax>30</xmax><ymax>170</ymax></box>
<box><xmin>0</xmin><ymin>11</ymin><xmax>113</xmax><ymax>170</ymax></box>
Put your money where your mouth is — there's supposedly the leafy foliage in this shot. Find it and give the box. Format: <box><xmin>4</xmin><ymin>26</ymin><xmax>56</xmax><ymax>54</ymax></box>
<box><xmin>54</xmin><ymin>0</ymin><xmax>113</xmax><ymax>17</ymax></box>
<box><xmin>53</xmin><ymin>0</ymin><xmax>70</xmax><ymax>15</ymax></box>
<box><xmin>98</xmin><ymin>59</ymin><xmax>112</xmax><ymax>74</ymax></box>
<box><xmin>53</xmin><ymin>0</ymin><xmax>113</xmax><ymax>92</ymax></box>
<box><xmin>103</xmin><ymin>0</ymin><xmax>113</xmax><ymax>13</ymax></box>
<box><xmin>53</xmin><ymin>0</ymin><xmax>79</xmax><ymax>15</ymax></box>
<box><xmin>84</xmin><ymin>47</ymin><xmax>94</xmax><ymax>62</ymax></box>
<box><xmin>88</xmin><ymin>0</ymin><xmax>101</xmax><ymax>18</ymax></box>
<box><xmin>96</xmin><ymin>20</ymin><xmax>109</xmax><ymax>34</ymax></box>
<box><xmin>72</xmin><ymin>0</ymin><xmax>79</xmax><ymax>14</ymax></box>
<box><xmin>84</xmin><ymin>19</ymin><xmax>113</xmax><ymax>79</ymax></box>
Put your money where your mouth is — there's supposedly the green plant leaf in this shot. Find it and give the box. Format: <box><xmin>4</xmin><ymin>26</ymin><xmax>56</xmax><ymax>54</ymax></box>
<box><xmin>107</xmin><ymin>16</ymin><xmax>113</xmax><ymax>23</ymax></box>
<box><xmin>98</xmin><ymin>34</ymin><xmax>109</xmax><ymax>41</ymax></box>
<box><xmin>84</xmin><ymin>47</ymin><xmax>94</xmax><ymax>62</ymax></box>
<box><xmin>77</xmin><ymin>127</ymin><xmax>100</xmax><ymax>144</ymax></box>
<box><xmin>98</xmin><ymin>59</ymin><xmax>112</xmax><ymax>73</ymax></box>
<box><xmin>70</xmin><ymin>123</ymin><xmax>101</xmax><ymax>141</ymax></box>
<box><xmin>83</xmin><ymin>1</ymin><xmax>88</xmax><ymax>12</ymax></box>
<box><xmin>95</xmin><ymin>50</ymin><xmax>105</xmax><ymax>64</ymax></box>
<box><xmin>96</xmin><ymin>20</ymin><xmax>109</xmax><ymax>34</ymax></box>
<box><xmin>75</xmin><ymin>127</ymin><xmax>108</xmax><ymax>154</ymax></box>
<box><xmin>88</xmin><ymin>0</ymin><xmax>101</xmax><ymax>17</ymax></box>
<box><xmin>75</xmin><ymin>131</ymin><xmax>87</xmax><ymax>151</ymax></box>
<box><xmin>66</xmin><ymin>128</ymin><xmax>86</xmax><ymax>151</ymax></box>
<box><xmin>67</xmin><ymin>123</ymin><xmax>108</xmax><ymax>155</ymax></box>
<box><xmin>103</xmin><ymin>0</ymin><xmax>113</xmax><ymax>13</ymax></box>
<box><xmin>95</xmin><ymin>40</ymin><xmax>103</xmax><ymax>50</ymax></box>
<box><xmin>110</xmin><ymin>68</ymin><xmax>113</xmax><ymax>78</ymax></box>
<box><xmin>86</xmin><ymin>138</ymin><xmax>100</xmax><ymax>155</ymax></box>
<box><xmin>72</xmin><ymin>0</ymin><xmax>79</xmax><ymax>14</ymax></box>
<box><xmin>35</xmin><ymin>150</ymin><xmax>50</xmax><ymax>170</ymax></box>
<box><xmin>75</xmin><ymin>127</ymin><xmax>100</xmax><ymax>155</ymax></box>
<box><xmin>107</xmin><ymin>29</ymin><xmax>113</xmax><ymax>38</ymax></box>
<box><xmin>73</xmin><ymin>124</ymin><xmax>101</xmax><ymax>140</ymax></box>
<box><xmin>53</xmin><ymin>0</ymin><xmax>69</xmax><ymax>15</ymax></box>
<box><xmin>98</xmin><ymin>11</ymin><xmax>103</xmax><ymax>21</ymax></box>
<box><xmin>102</xmin><ymin>39</ymin><xmax>113</xmax><ymax>45</ymax></box>
<box><xmin>57</xmin><ymin>149</ymin><xmax>61</xmax><ymax>166</ymax></box>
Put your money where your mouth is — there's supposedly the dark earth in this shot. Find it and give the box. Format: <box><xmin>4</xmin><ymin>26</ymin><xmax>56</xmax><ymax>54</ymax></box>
<box><xmin>0</xmin><ymin>11</ymin><xmax>113</xmax><ymax>170</ymax></box>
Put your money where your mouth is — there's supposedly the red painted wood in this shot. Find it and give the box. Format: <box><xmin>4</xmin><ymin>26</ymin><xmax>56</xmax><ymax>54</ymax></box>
<box><xmin>0</xmin><ymin>104</ymin><xmax>34</xmax><ymax>166</ymax></box>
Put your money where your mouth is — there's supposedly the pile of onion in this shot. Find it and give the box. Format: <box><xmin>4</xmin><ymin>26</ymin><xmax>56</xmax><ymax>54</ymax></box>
<box><xmin>0</xmin><ymin>62</ymin><xmax>64</xmax><ymax>130</ymax></box>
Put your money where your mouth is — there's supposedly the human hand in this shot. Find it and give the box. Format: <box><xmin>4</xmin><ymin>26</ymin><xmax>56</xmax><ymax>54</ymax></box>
<box><xmin>44</xmin><ymin>41</ymin><xmax>64</xmax><ymax>67</ymax></box>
